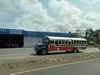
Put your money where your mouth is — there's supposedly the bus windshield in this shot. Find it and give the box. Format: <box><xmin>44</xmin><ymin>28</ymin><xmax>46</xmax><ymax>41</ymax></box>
<box><xmin>42</xmin><ymin>37</ymin><xmax>49</xmax><ymax>44</ymax></box>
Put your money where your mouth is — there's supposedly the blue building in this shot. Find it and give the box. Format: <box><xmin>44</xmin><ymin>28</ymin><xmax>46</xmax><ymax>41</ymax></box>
<box><xmin>0</xmin><ymin>28</ymin><xmax>74</xmax><ymax>47</ymax></box>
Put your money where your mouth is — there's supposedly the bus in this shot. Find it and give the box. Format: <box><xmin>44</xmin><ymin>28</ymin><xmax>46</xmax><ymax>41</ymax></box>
<box><xmin>34</xmin><ymin>36</ymin><xmax>87</xmax><ymax>55</ymax></box>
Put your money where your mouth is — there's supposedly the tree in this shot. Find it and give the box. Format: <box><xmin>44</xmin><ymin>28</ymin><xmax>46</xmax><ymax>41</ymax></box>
<box><xmin>75</xmin><ymin>29</ymin><xmax>85</xmax><ymax>37</ymax></box>
<box><xmin>74</xmin><ymin>33</ymin><xmax>79</xmax><ymax>37</ymax></box>
<box><xmin>85</xmin><ymin>29</ymin><xmax>100</xmax><ymax>45</ymax></box>
<box><xmin>85</xmin><ymin>28</ymin><xmax>94</xmax><ymax>37</ymax></box>
<box><xmin>94</xmin><ymin>29</ymin><xmax>100</xmax><ymax>44</ymax></box>
<box><xmin>84</xmin><ymin>36</ymin><xmax>96</xmax><ymax>45</ymax></box>
<box><xmin>94</xmin><ymin>29</ymin><xmax>100</xmax><ymax>39</ymax></box>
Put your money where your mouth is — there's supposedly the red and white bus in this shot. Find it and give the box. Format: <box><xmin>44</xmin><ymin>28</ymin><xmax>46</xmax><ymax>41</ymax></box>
<box><xmin>34</xmin><ymin>36</ymin><xmax>87</xmax><ymax>55</ymax></box>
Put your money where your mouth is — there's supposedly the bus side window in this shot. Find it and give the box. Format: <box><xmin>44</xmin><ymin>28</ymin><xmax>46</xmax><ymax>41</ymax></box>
<box><xmin>82</xmin><ymin>41</ymin><xmax>85</xmax><ymax>44</ymax></box>
<box><xmin>74</xmin><ymin>40</ymin><xmax>76</xmax><ymax>44</ymax></box>
<box><xmin>65</xmin><ymin>41</ymin><xmax>68</xmax><ymax>44</ymax></box>
<box><xmin>55</xmin><ymin>40</ymin><xmax>58</xmax><ymax>45</ymax></box>
<box><xmin>69</xmin><ymin>41</ymin><xmax>70</xmax><ymax>44</ymax></box>
<box><xmin>82</xmin><ymin>41</ymin><xmax>84</xmax><ymax>44</ymax></box>
<box><xmin>79</xmin><ymin>41</ymin><xmax>81</xmax><ymax>44</ymax></box>
<box><xmin>77</xmin><ymin>41</ymin><xmax>79</xmax><ymax>44</ymax></box>
<box><xmin>84</xmin><ymin>41</ymin><xmax>86</xmax><ymax>44</ymax></box>
<box><xmin>50</xmin><ymin>40</ymin><xmax>54</xmax><ymax>44</ymax></box>
<box><xmin>62</xmin><ymin>40</ymin><xmax>65</xmax><ymax>44</ymax></box>
<box><xmin>72</xmin><ymin>41</ymin><xmax>73</xmax><ymax>44</ymax></box>
<box><xmin>59</xmin><ymin>40</ymin><xmax>61</xmax><ymax>44</ymax></box>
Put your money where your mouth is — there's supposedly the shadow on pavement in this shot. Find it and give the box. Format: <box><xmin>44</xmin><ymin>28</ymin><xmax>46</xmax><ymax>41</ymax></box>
<box><xmin>30</xmin><ymin>51</ymin><xmax>83</xmax><ymax>56</ymax></box>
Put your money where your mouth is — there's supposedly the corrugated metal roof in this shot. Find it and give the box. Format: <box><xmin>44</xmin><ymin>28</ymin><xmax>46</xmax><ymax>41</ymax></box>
<box><xmin>0</xmin><ymin>28</ymin><xmax>74</xmax><ymax>37</ymax></box>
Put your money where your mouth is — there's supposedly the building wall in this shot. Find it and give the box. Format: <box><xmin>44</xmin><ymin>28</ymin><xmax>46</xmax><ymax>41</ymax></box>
<box><xmin>0</xmin><ymin>28</ymin><xmax>74</xmax><ymax>48</ymax></box>
<box><xmin>24</xmin><ymin>36</ymin><xmax>42</xmax><ymax>47</ymax></box>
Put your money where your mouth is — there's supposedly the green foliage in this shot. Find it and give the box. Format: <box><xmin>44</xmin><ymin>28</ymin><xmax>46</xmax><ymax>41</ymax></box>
<box><xmin>84</xmin><ymin>28</ymin><xmax>100</xmax><ymax>45</ymax></box>
<box><xmin>74</xmin><ymin>33</ymin><xmax>79</xmax><ymax>37</ymax></box>
<box><xmin>75</xmin><ymin>28</ymin><xmax>100</xmax><ymax>45</ymax></box>
<box><xmin>84</xmin><ymin>36</ymin><xmax>96</xmax><ymax>45</ymax></box>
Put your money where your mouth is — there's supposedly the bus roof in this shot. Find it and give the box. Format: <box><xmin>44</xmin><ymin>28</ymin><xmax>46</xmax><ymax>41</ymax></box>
<box><xmin>45</xmin><ymin>36</ymin><xmax>87</xmax><ymax>41</ymax></box>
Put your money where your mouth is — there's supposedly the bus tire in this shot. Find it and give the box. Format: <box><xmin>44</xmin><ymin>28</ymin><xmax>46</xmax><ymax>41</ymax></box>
<box><xmin>73</xmin><ymin>48</ymin><xmax>79</xmax><ymax>53</ymax></box>
<box><xmin>36</xmin><ymin>52</ymin><xmax>41</xmax><ymax>55</ymax></box>
<box><xmin>41</xmin><ymin>49</ymin><xmax>47</xmax><ymax>55</ymax></box>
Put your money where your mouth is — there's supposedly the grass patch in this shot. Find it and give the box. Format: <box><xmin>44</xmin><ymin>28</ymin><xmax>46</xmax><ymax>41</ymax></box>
<box><xmin>0</xmin><ymin>52</ymin><xmax>100</xmax><ymax>73</ymax></box>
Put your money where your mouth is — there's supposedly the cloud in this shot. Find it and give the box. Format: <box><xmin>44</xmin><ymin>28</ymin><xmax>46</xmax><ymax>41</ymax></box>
<box><xmin>49</xmin><ymin>0</ymin><xmax>83</xmax><ymax>32</ymax></box>
<box><xmin>14</xmin><ymin>0</ymin><xmax>78</xmax><ymax>32</ymax></box>
<box><xmin>81</xmin><ymin>19</ymin><xmax>96</xmax><ymax>29</ymax></box>
<box><xmin>14</xmin><ymin>0</ymin><xmax>61</xmax><ymax>32</ymax></box>
<box><xmin>0</xmin><ymin>0</ymin><xmax>99</xmax><ymax>33</ymax></box>
<box><xmin>0</xmin><ymin>0</ymin><xmax>13</xmax><ymax>21</ymax></box>
<box><xmin>49</xmin><ymin>0</ymin><xmax>82</xmax><ymax>17</ymax></box>
<box><xmin>79</xmin><ymin>12</ymin><xmax>100</xmax><ymax>30</ymax></box>
<box><xmin>84</xmin><ymin>12</ymin><xmax>100</xmax><ymax>29</ymax></box>
<box><xmin>49</xmin><ymin>0</ymin><xmax>100</xmax><ymax>31</ymax></box>
<box><xmin>85</xmin><ymin>12</ymin><xmax>100</xmax><ymax>21</ymax></box>
<box><xmin>80</xmin><ymin>0</ymin><xmax>98</xmax><ymax>5</ymax></box>
<box><xmin>0</xmin><ymin>0</ymin><xmax>26</xmax><ymax>29</ymax></box>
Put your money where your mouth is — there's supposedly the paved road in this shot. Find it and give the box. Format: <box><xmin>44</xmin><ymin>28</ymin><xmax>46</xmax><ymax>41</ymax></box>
<box><xmin>0</xmin><ymin>47</ymin><xmax>100</xmax><ymax>59</ymax></box>
<box><xmin>0</xmin><ymin>48</ymin><xmax>34</xmax><ymax>60</ymax></box>
<box><xmin>10</xmin><ymin>58</ymin><xmax>100</xmax><ymax>75</ymax></box>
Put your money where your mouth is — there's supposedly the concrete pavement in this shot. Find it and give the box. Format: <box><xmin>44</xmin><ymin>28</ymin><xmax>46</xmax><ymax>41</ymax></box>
<box><xmin>0</xmin><ymin>47</ymin><xmax>100</xmax><ymax>60</ymax></box>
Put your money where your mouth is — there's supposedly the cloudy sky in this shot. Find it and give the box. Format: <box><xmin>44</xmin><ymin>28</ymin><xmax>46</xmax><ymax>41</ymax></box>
<box><xmin>0</xmin><ymin>0</ymin><xmax>100</xmax><ymax>33</ymax></box>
